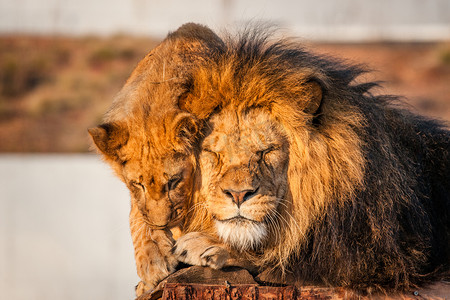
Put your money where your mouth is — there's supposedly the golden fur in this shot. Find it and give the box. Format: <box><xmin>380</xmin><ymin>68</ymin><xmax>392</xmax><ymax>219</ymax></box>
<box><xmin>177</xmin><ymin>26</ymin><xmax>450</xmax><ymax>292</ymax></box>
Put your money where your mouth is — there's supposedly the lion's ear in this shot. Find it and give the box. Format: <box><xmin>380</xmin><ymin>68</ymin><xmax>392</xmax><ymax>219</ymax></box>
<box><xmin>303</xmin><ymin>80</ymin><xmax>323</xmax><ymax>115</ymax></box>
<box><xmin>171</xmin><ymin>113</ymin><xmax>199</xmax><ymax>150</ymax></box>
<box><xmin>168</xmin><ymin>23</ymin><xmax>224</xmax><ymax>49</ymax></box>
<box><xmin>88</xmin><ymin>121</ymin><xmax>129</xmax><ymax>160</ymax></box>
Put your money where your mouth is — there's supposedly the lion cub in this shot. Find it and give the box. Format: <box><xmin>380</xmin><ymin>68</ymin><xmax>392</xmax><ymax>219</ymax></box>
<box><xmin>90</xmin><ymin>109</ymin><xmax>199</xmax><ymax>294</ymax></box>
<box><xmin>89</xmin><ymin>23</ymin><xmax>228</xmax><ymax>296</ymax></box>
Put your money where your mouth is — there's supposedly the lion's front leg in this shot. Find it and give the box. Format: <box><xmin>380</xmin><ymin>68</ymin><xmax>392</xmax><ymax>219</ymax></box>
<box><xmin>135</xmin><ymin>230</ymin><xmax>178</xmax><ymax>291</ymax></box>
<box><xmin>172</xmin><ymin>232</ymin><xmax>230</xmax><ymax>269</ymax></box>
<box><xmin>130</xmin><ymin>205</ymin><xmax>178</xmax><ymax>296</ymax></box>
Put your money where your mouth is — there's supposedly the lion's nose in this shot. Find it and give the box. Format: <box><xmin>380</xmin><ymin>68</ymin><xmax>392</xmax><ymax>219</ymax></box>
<box><xmin>222</xmin><ymin>188</ymin><xmax>259</xmax><ymax>207</ymax></box>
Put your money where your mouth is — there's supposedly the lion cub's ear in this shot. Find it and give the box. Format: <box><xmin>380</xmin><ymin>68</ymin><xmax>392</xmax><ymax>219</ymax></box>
<box><xmin>88</xmin><ymin>121</ymin><xmax>129</xmax><ymax>160</ymax></box>
<box><xmin>303</xmin><ymin>80</ymin><xmax>323</xmax><ymax>115</ymax></box>
<box><xmin>171</xmin><ymin>113</ymin><xmax>199</xmax><ymax>151</ymax></box>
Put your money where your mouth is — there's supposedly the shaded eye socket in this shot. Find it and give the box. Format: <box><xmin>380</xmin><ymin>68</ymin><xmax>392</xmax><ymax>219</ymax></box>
<box><xmin>168</xmin><ymin>175</ymin><xmax>182</xmax><ymax>191</ymax></box>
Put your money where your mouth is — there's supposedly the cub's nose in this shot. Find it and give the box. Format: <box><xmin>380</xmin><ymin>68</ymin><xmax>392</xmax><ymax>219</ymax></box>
<box><xmin>222</xmin><ymin>188</ymin><xmax>259</xmax><ymax>207</ymax></box>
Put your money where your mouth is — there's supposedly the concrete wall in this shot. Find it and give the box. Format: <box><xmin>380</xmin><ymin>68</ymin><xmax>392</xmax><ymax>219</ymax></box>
<box><xmin>0</xmin><ymin>0</ymin><xmax>449</xmax><ymax>41</ymax></box>
<box><xmin>0</xmin><ymin>155</ymin><xmax>138</xmax><ymax>300</ymax></box>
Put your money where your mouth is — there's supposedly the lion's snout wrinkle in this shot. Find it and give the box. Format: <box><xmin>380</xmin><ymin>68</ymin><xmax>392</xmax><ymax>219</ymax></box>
<box><xmin>220</xmin><ymin>164</ymin><xmax>259</xmax><ymax>187</ymax></box>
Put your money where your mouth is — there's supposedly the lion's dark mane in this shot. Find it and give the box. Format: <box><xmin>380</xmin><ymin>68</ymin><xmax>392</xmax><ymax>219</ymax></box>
<box><xmin>304</xmin><ymin>102</ymin><xmax>450</xmax><ymax>290</ymax></box>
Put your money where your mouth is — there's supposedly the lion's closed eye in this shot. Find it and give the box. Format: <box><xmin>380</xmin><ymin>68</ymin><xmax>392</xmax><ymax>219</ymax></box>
<box><xmin>258</xmin><ymin>146</ymin><xmax>280</xmax><ymax>162</ymax></box>
<box><xmin>168</xmin><ymin>175</ymin><xmax>182</xmax><ymax>191</ymax></box>
<box><xmin>202</xmin><ymin>148</ymin><xmax>221</xmax><ymax>165</ymax></box>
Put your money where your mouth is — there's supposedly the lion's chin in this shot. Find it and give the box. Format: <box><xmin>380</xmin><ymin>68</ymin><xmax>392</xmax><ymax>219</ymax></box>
<box><xmin>215</xmin><ymin>217</ymin><xmax>267</xmax><ymax>251</ymax></box>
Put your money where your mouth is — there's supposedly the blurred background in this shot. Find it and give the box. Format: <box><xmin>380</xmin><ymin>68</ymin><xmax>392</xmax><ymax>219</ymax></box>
<box><xmin>0</xmin><ymin>1</ymin><xmax>449</xmax><ymax>299</ymax></box>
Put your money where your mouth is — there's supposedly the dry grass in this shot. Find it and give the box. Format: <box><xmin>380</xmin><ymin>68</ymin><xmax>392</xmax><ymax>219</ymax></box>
<box><xmin>0</xmin><ymin>36</ymin><xmax>448</xmax><ymax>152</ymax></box>
<box><xmin>0</xmin><ymin>35</ymin><xmax>158</xmax><ymax>152</ymax></box>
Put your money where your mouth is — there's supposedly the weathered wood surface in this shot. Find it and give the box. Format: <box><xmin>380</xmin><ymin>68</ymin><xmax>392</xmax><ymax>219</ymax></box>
<box><xmin>137</xmin><ymin>266</ymin><xmax>450</xmax><ymax>300</ymax></box>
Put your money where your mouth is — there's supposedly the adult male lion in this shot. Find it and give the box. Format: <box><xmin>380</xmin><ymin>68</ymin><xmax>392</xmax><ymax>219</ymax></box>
<box><xmin>174</xmin><ymin>27</ymin><xmax>450</xmax><ymax>292</ymax></box>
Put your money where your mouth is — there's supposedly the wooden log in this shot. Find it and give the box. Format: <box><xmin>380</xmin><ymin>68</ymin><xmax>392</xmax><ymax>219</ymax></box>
<box><xmin>137</xmin><ymin>266</ymin><xmax>450</xmax><ymax>300</ymax></box>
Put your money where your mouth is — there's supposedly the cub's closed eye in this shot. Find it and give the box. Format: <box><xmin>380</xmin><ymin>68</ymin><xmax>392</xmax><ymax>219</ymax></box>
<box><xmin>202</xmin><ymin>148</ymin><xmax>221</xmax><ymax>163</ymax></box>
<box><xmin>131</xmin><ymin>181</ymin><xmax>145</xmax><ymax>191</ymax></box>
<box><xmin>203</xmin><ymin>148</ymin><xmax>220</xmax><ymax>157</ymax></box>
<box><xmin>168</xmin><ymin>175</ymin><xmax>182</xmax><ymax>191</ymax></box>
<box><xmin>202</xmin><ymin>148</ymin><xmax>215</xmax><ymax>153</ymax></box>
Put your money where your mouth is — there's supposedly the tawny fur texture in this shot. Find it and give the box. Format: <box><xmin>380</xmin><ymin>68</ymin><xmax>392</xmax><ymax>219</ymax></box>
<box><xmin>180</xmin><ymin>26</ymin><xmax>450</xmax><ymax>293</ymax></box>
<box><xmin>88</xmin><ymin>23</ymin><xmax>225</xmax><ymax>296</ymax></box>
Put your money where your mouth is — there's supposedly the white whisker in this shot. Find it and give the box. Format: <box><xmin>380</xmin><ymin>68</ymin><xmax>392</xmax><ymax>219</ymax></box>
<box><xmin>275</xmin><ymin>199</ymin><xmax>306</xmax><ymax>238</ymax></box>
<box><xmin>185</xmin><ymin>202</ymin><xmax>208</xmax><ymax>216</ymax></box>
<box><xmin>265</xmin><ymin>213</ymin><xmax>281</xmax><ymax>244</ymax></box>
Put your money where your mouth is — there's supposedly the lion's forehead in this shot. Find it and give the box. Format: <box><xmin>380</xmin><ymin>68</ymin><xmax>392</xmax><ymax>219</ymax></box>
<box><xmin>206</xmin><ymin>108</ymin><xmax>284</xmax><ymax>153</ymax></box>
<box><xmin>124</xmin><ymin>152</ymin><xmax>193</xmax><ymax>182</ymax></box>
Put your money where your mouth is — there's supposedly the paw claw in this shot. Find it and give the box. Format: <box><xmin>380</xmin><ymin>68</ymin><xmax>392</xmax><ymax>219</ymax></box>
<box><xmin>200</xmin><ymin>246</ymin><xmax>229</xmax><ymax>269</ymax></box>
<box><xmin>174</xmin><ymin>232</ymin><xmax>230</xmax><ymax>269</ymax></box>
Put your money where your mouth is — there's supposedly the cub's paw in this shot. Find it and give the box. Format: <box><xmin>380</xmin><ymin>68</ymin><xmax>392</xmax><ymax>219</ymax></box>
<box><xmin>172</xmin><ymin>232</ymin><xmax>230</xmax><ymax>269</ymax></box>
<box><xmin>150</xmin><ymin>229</ymin><xmax>179</xmax><ymax>269</ymax></box>
<box><xmin>135</xmin><ymin>230</ymin><xmax>178</xmax><ymax>296</ymax></box>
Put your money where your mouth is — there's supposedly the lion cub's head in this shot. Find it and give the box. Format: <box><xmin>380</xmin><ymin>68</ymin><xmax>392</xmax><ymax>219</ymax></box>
<box><xmin>89</xmin><ymin>109</ymin><xmax>199</xmax><ymax>228</ymax></box>
<box><xmin>199</xmin><ymin>107</ymin><xmax>290</xmax><ymax>250</ymax></box>
<box><xmin>89</xmin><ymin>23</ymin><xmax>224</xmax><ymax>229</ymax></box>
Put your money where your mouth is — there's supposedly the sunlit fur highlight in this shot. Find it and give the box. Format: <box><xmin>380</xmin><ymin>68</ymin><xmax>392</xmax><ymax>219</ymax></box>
<box><xmin>183</xmin><ymin>26</ymin><xmax>450</xmax><ymax>292</ymax></box>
